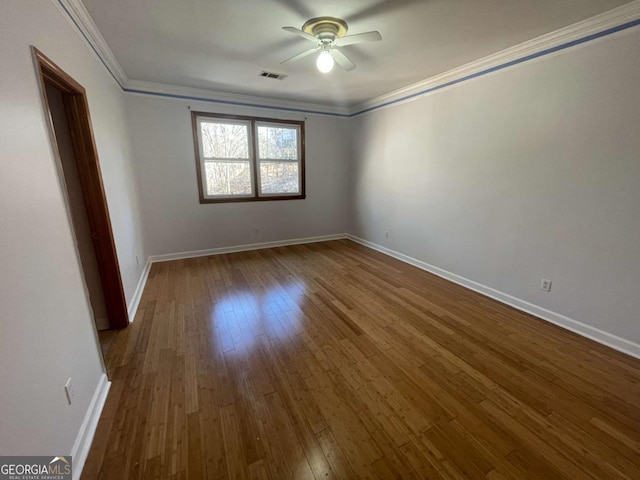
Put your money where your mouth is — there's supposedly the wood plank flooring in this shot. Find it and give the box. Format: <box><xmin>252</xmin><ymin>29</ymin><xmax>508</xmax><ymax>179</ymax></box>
<box><xmin>82</xmin><ymin>240</ymin><xmax>640</xmax><ymax>479</ymax></box>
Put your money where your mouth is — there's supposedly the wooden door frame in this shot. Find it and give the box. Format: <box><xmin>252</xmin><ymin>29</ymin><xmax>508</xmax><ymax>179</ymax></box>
<box><xmin>33</xmin><ymin>47</ymin><xmax>129</xmax><ymax>330</ymax></box>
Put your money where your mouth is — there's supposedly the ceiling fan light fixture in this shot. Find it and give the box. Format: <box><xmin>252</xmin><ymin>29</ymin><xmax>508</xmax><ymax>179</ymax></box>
<box><xmin>316</xmin><ymin>50</ymin><xmax>334</xmax><ymax>73</ymax></box>
<box><xmin>282</xmin><ymin>17</ymin><xmax>381</xmax><ymax>73</ymax></box>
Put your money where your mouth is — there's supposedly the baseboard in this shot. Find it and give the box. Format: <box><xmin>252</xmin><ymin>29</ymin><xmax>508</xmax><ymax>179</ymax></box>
<box><xmin>149</xmin><ymin>233</ymin><xmax>348</xmax><ymax>263</ymax></box>
<box><xmin>127</xmin><ymin>258</ymin><xmax>152</xmax><ymax>322</ymax></box>
<box><xmin>347</xmin><ymin>234</ymin><xmax>640</xmax><ymax>360</ymax></box>
<box><xmin>70</xmin><ymin>373</ymin><xmax>111</xmax><ymax>480</ymax></box>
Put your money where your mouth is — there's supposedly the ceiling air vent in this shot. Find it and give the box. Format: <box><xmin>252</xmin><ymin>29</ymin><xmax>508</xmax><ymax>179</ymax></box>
<box><xmin>259</xmin><ymin>71</ymin><xmax>288</xmax><ymax>80</ymax></box>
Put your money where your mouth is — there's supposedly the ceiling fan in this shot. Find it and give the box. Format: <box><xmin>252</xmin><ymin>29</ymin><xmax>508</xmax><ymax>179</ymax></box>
<box><xmin>281</xmin><ymin>17</ymin><xmax>382</xmax><ymax>73</ymax></box>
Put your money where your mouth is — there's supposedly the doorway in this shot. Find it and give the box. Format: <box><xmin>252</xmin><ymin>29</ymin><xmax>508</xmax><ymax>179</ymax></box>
<box><xmin>33</xmin><ymin>48</ymin><xmax>129</xmax><ymax>342</ymax></box>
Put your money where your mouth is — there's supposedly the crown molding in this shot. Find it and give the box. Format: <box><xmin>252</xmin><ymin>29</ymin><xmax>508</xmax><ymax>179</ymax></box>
<box><xmin>349</xmin><ymin>0</ymin><xmax>640</xmax><ymax>116</ymax></box>
<box><xmin>55</xmin><ymin>0</ymin><xmax>640</xmax><ymax>118</ymax></box>
<box><xmin>122</xmin><ymin>80</ymin><xmax>351</xmax><ymax>117</ymax></box>
<box><xmin>56</xmin><ymin>0</ymin><xmax>127</xmax><ymax>86</ymax></box>
<box><xmin>54</xmin><ymin>0</ymin><xmax>350</xmax><ymax>117</ymax></box>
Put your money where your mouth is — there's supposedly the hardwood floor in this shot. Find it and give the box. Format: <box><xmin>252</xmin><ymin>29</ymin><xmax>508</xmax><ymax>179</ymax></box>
<box><xmin>82</xmin><ymin>240</ymin><xmax>640</xmax><ymax>479</ymax></box>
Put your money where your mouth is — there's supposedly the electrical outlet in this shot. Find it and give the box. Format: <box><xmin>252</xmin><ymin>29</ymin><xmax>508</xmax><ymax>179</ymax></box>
<box><xmin>255</xmin><ymin>227</ymin><xmax>261</xmax><ymax>236</ymax></box>
<box><xmin>64</xmin><ymin>378</ymin><xmax>74</xmax><ymax>405</ymax></box>
<box><xmin>136</xmin><ymin>255</ymin><xmax>139</xmax><ymax>265</ymax></box>
<box><xmin>385</xmin><ymin>230</ymin><xmax>390</xmax><ymax>239</ymax></box>
<box><xmin>540</xmin><ymin>279</ymin><xmax>552</xmax><ymax>292</ymax></box>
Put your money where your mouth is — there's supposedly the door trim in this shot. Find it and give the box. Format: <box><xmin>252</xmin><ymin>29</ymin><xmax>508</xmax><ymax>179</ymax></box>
<box><xmin>33</xmin><ymin>47</ymin><xmax>129</xmax><ymax>330</ymax></box>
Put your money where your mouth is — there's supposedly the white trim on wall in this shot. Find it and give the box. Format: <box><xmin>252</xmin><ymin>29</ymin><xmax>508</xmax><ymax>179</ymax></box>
<box><xmin>351</xmin><ymin>1</ymin><xmax>640</xmax><ymax>116</ymax></box>
<box><xmin>55</xmin><ymin>0</ymin><xmax>640</xmax><ymax>118</ymax></box>
<box><xmin>54</xmin><ymin>0</ymin><xmax>126</xmax><ymax>87</ymax></box>
<box><xmin>127</xmin><ymin>258</ymin><xmax>152</xmax><ymax>322</ymax></box>
<box><xmin>70</xmin><ymin>373</ymin><xmax>111</xmax><ymax>480</ymax></box>
<box><xmin>54</xmin><ymin>0</ymin><xmax>350</xmax><ymax>117</ymax></box>
<box><xmin>347</xmin><ymin>235</ymin><xmax>640</xmax><ymax>360</ymax></box>
<box><xmin>126</xmin><ymin>234</ymin><xmax>348</xmax><ymax>322</ymax></box>
<box><xmin>123</xmin><ymin>80</ymin><xmax>350</xmax><ymax>117</ymax></box>
<box><xmin>149</xmin><ymin>234</ymin><xmax>347</xmax><ymax>263</ymax></box>
<box><xmin>128</xmin><ymin>234</ymin><xmax>640</xmax><ymax>359</ymax></box>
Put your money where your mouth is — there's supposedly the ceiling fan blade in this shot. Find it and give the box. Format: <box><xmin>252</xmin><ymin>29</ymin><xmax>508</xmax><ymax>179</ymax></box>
<box><xmin>335</xmin><ymin>31</ymin><xmax>382</xmax><ymax>47</ymax></box>
<box><xmin>281</xmin><ymin>47</ymin><xmax>319</xmax><ymax>64</ymax></box>
<box><xmin>332</xmin><ymin>49</ymin><xmax>356</xmax><ymax>71</ymax></box>
<box><xmin>282</xmin><ymin>26</ymin><xmax>318</xmax><ymax>43</ymax></box>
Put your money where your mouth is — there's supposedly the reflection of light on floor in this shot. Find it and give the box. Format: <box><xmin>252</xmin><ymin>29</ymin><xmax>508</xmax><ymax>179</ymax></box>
<box><xmin>211</xmin><ymin>280</ymin><xmax>307</xmax><ymax>356</ymax></box>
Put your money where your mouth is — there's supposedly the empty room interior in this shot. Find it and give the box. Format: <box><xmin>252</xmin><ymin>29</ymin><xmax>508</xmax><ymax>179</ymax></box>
<box><xmin>2</xmin><ymin>0</ymin><xmax>640</xmax><ymax>478</ymax></box>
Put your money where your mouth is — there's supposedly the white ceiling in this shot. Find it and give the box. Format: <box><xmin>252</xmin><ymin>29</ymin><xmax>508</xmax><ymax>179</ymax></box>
<box><xmin>81</xmin><ymin>0</ymin><xmax>633</xmax><ymax>107</ymax></box>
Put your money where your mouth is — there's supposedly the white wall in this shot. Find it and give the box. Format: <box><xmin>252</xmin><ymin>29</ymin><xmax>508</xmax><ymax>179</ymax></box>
<box><xmin>349</xmin><ymin>27</ymin><xmax>640</xmax><ymax>348</ymax></box>
<box><xmin>0</xmin><ymin>0</ymin><xmax>146</xmax><ymax>457</ymax></box>
<box><xmin>93</xmin><ymin>91</ymin><xmax>147</xmax><ymax>307</ymax></box>
<box><xmin>124</xmin><ymin>94</ymin><xmax>350</xmax><ymax>257</ymax></box>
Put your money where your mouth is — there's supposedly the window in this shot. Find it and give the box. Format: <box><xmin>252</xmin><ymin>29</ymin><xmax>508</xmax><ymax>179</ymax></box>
<box><xmin>192</xmin><ymin>112</ymin><xmax>305</xmax><ymax>203</ymax></box>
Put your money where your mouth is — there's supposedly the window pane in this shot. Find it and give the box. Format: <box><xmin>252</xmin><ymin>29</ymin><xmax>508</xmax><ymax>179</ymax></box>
<box><xmin>205</xmin><ymin>161</ymin><xmax>252</xmax><ymax>196</ymax></box>
<box><xmin>257</xmin><ymin>126</ymin><xmax>298</xmax><ymax>160</ymax></box>
<box><xmin>259</xmin><ymin>161</ymin><xmax>299</xmax><ymax>194</ymax></box>
<box><xmin>200</xmin><ymin>122</ymin><xmax>249</xmax><ymax>159</ymax></box>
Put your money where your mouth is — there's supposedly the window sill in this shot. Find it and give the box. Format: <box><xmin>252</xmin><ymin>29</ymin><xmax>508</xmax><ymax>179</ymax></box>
<box><xmin>199</xmin><ymin>194</ymin><xmax>306</xmax><ymax>204</ymax></box>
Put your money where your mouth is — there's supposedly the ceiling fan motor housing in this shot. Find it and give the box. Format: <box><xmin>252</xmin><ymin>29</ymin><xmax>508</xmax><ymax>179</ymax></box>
<box><xmin>302</xmin><ymin>17</ymin><xmax>348</xmax><ymax>42</ymax></box>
